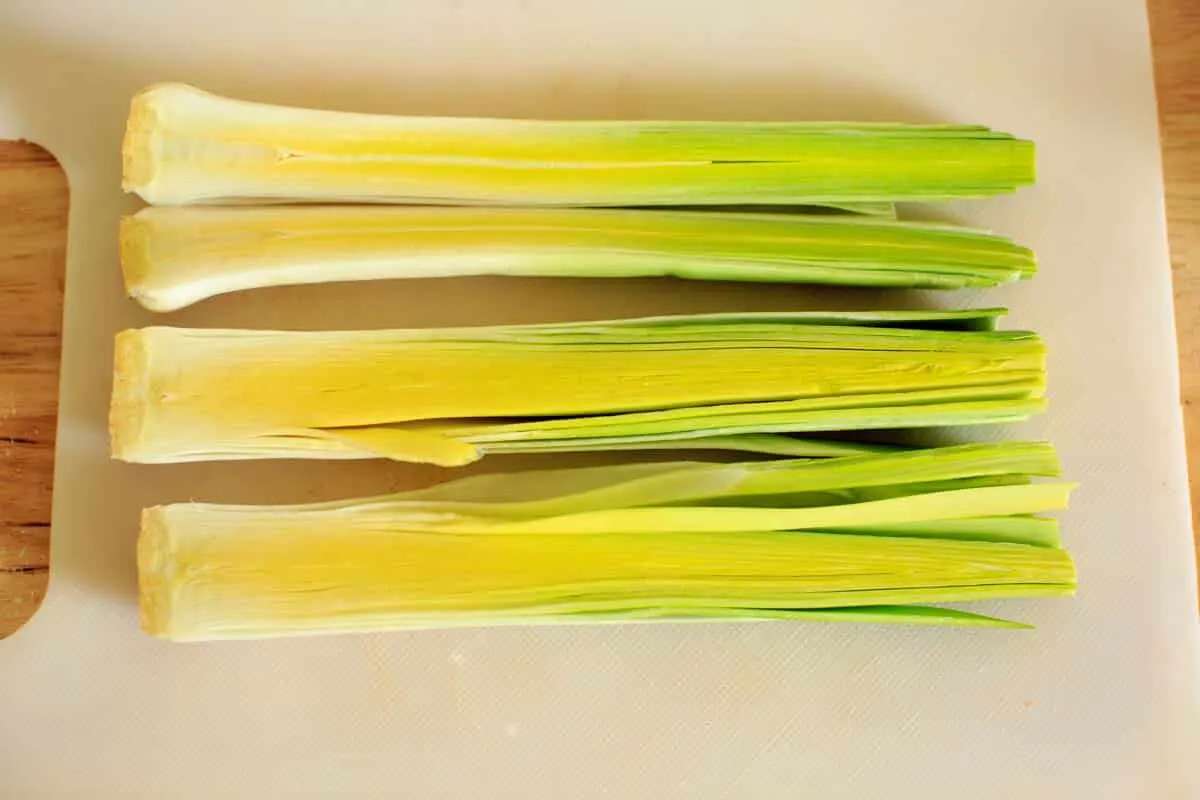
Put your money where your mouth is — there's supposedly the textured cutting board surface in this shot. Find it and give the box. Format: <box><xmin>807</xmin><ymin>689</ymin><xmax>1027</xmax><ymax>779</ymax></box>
<box><xmin>2</xmin><ymin>1</ymin><xmax>1199</xmax><ymax>797</ymax></box>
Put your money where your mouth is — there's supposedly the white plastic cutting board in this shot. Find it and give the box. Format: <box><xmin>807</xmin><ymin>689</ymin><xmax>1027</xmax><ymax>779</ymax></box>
<box><xmin>2</xmin><ymin>1</ymin><xmax>1199</xmax><ymax>797</ymax></box>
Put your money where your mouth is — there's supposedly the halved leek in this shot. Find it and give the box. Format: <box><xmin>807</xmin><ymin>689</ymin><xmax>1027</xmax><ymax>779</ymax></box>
<box><xmin>121</xmin><ymin>206</ymin><xmax>1036</xmax><ymax>311</ymax></box>
<box><xmin>123</xmin><ymin>83</ymin><xmax>1035</xmax><ymax>207</ymax></box>
<box><xmin>138</xmin><ymin>443</ymin><xmax>1075</xmax><ymax>641</ymax></box>
<box><xmin>110</xmin><ymin>310</ymin><xmax>1046</xmax><ymax>465</ymax></box>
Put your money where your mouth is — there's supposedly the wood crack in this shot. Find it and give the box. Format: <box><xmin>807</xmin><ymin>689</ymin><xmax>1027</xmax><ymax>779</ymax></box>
<box><xmin>0</xmin><ymin>564</ymin><xmax>48</xmax><ymax>575</ymax></box>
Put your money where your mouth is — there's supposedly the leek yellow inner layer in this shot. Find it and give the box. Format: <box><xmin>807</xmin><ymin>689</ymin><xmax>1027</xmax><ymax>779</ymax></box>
<box><xmin>110</xmin><ymin>310</ymin><xmax>1046</xmax><ymax>465</ymax></box>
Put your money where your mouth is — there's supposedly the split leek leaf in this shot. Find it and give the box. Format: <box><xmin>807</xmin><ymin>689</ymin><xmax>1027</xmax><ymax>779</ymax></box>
<box><xmin>121</xmin><ymin>206</ymin><xmax>1036</xmax><ymax>311</ymax></box>
<box><xmin>138</xmin><ymin>490</ymin><xmax>1075</xmax><ymax>641</ymax></box>
<box><xmin>440</xmin><ymin>482</ymin><xmax>1074</xmax><ymax>535</ymax></box>
<box><xmin>110</xmin><ymin>310</ymin><xmax>1045</xmax><ymax>465</ymax></box>
<box><xmin>309</xmin><ymin>389</ymin><xmax>1047</xmax><ymax>464</ymax></box>
<box><xmin>238</xmin><ymin>442</ymin><xmax>1058</xmax><ymax>526</ymax></box>
<box><xmin>825</xmin><ymin>516</ymin><xmax>1060</xmax><ymax>549</ymax></box>
<box><xmin>123</xmin><ymin>83</ymin><xmax>1035</xmax><ymax>207</ymax></box>
<box><xmin>576</xmin><ymin>605</ymin><xmax>1033</xmax><ymax>629</ymax></box>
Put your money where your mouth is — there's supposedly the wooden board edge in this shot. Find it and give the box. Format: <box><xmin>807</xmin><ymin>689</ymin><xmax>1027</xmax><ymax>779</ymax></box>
<box><xmin>0</xmin><ymin>139</ymin><xmax>67</xmax><ymax>638</ymax></box>
<box><xmin>1148</xmin><ymin>0</ymin><xmax>1200</xmax><ymax>573</ymax></box>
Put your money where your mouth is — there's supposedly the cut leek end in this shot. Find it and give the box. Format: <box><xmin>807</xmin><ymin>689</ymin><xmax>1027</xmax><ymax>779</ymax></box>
<box><xmin>1025</xmin><ymin>140</ymin><xmax>1039</xmax><ymax>187</ymax></box>
<box><xmin>122</xmin><ymin>84</ymin><xmax>165</xmax><ymax>198</ymax></box>
<box><xmin>118</xmin><ymin>214</ymin><xmax>166</xmax><ymax>311</ymax></box>
<box><xmin>110</xmin><ymin>329</ymin><xmax>152</xmax><ymax>463</ymax></box>
<box><xmin>138</xmin><ymin>505</ymin><xmax>178</xmax><ymax>639</ymax></box>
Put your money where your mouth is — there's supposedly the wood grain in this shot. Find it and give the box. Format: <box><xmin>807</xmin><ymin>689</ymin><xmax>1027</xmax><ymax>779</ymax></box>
<box><xmin>0</xmin><ymin>141</ymin><xmax>66</xmax><ymax>638</ymax></box>
<box><xmin>1150</xmin><ymin>0</ymin><xmax>1200</xmax><ymax>565</ymax></box>
<box><xmin>0</xmin><ymin>3</ymin><xmax>1197</xmax><ymax>635</ymax></box>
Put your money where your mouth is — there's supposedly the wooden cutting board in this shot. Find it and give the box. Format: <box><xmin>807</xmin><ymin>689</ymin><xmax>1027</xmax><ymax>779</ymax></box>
<box><xmin>0</xmin><ymin>141</ymin><xmax>65</xmax><ymax>638</ymax></box>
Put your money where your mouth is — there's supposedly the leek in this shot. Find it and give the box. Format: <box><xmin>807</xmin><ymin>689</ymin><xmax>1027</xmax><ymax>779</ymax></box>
<box><xmin>138</xmin><ymin>443</ymin><xmax>1074</xmax><ymax>641</ymax></box>
<box><xmin>123</xmin><ymin>83</ymin><xmax>1035</xmax><ymax>207</ymax></box>
<box><xmin>110</xmin><ymin>310</ymin><xmax>1046</xmax><ymax>465</ymax></box>
<box><xmin>121</xmin><ymin>206</ymin><xmax>1036</xmax><ymax>311</ymax></box>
